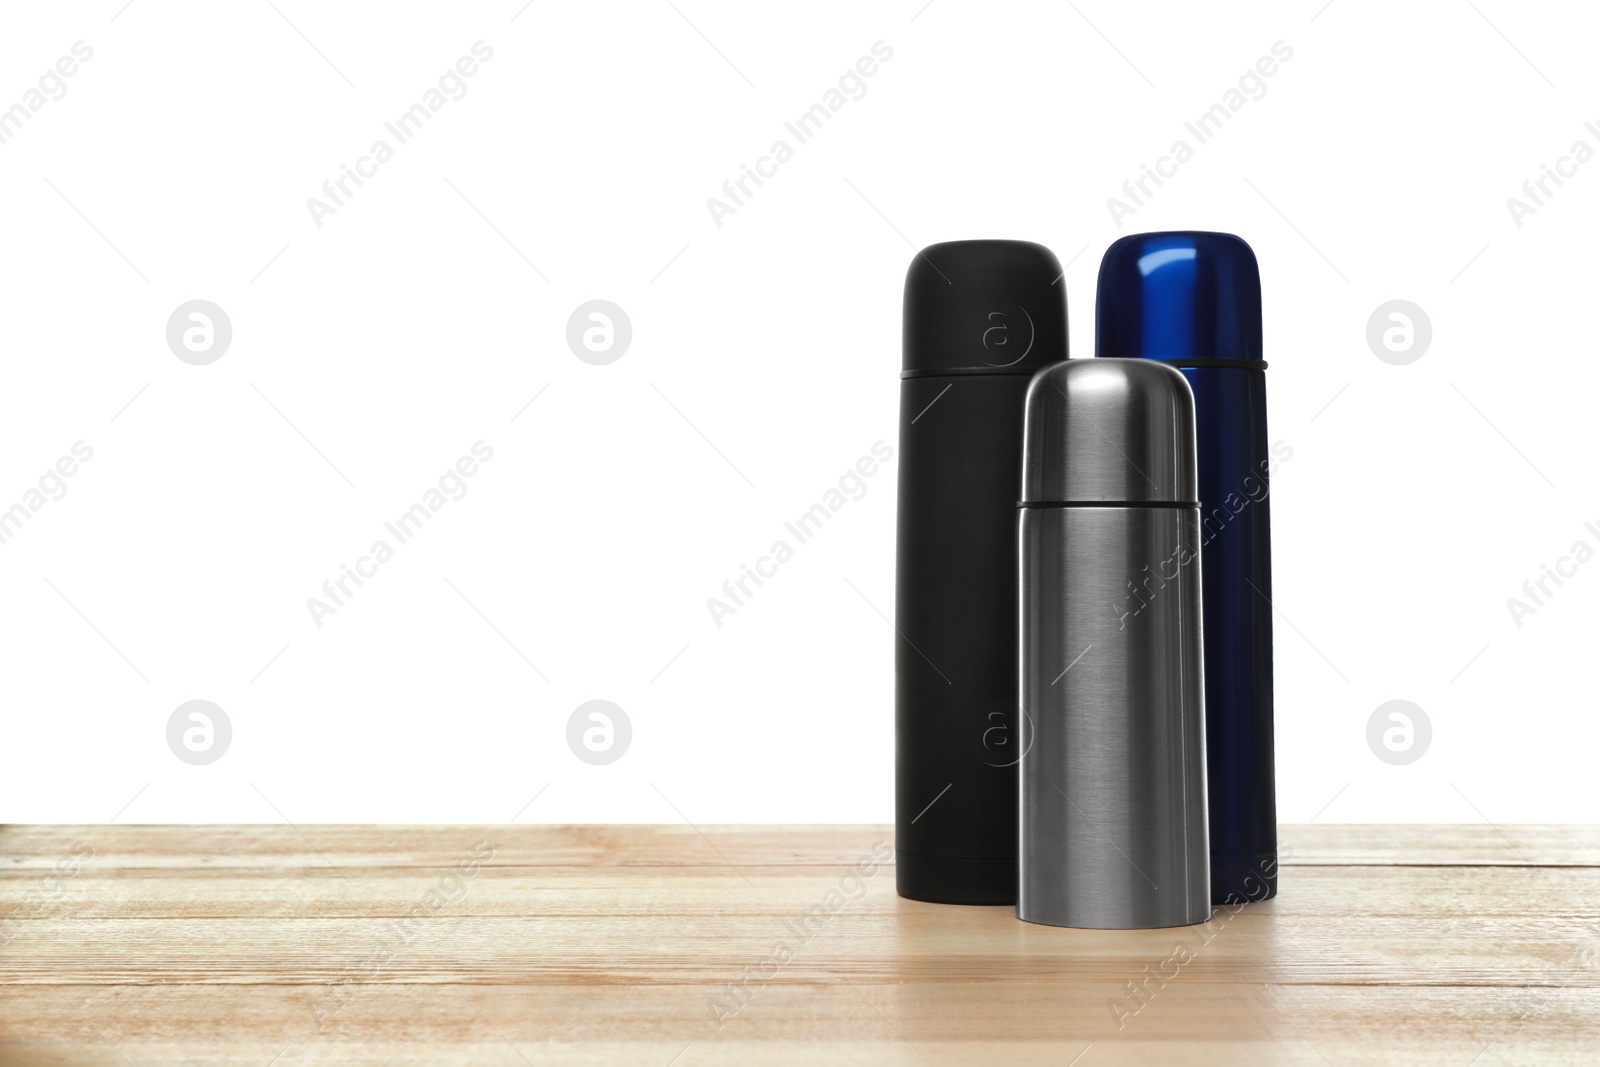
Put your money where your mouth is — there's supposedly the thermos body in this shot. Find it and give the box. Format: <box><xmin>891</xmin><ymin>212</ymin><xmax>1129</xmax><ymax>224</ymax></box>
<box><xmin>1186</xmin><ymin>364</ymin><xmax>1278</xmax><ymax>902</ymax></box>
<box><xmin>895</xmin><ymin>240</ymin><xmax>1068</xmax><ymax>905</ymax></box>
<box><xmin>896</xmin><ymin>374</ymin><xmax>1034</xmax><ymax>903</ymax></box>
<box><xmin>1017</xmin><ymin>505</ymin><xmax>1209</xmax><ymax>928</ymax></box>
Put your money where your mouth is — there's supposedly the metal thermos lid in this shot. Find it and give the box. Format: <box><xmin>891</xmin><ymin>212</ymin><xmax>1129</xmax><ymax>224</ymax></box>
<box><xmin>902</xmin><ymin>240</ymin><xmax>1068</xmax><ymax>377</ymax></box>
<box><xmin>1095</xmin><ymin>231</ymin><xmax>1263</xmax><ymax>365</ymax></box>
<box><xmin>1020</xmin><ymin>358</ymin><xmax>1198</xmax><ymax>505</ymax></box>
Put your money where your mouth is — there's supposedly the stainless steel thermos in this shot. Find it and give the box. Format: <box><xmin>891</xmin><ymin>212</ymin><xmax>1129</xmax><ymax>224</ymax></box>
<box><xmin>1097</xmin><ymin>232</ymin><xmax>1279</xmax><ymax>904</ymax></box>
<box><xmin>896</xmin><ymin>240</ymin><xmax>1068</xmax><ymax>905</ymax></box>
<box><xmin>1017</xmin><ymin>358</ymin><xmax>1211</xmax><ymax>929</ymax></box>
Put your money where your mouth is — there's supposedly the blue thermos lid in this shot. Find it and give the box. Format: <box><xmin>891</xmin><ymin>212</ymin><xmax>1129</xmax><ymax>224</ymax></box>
<box><xmin>1095</xmin><ymin>231</ymin><xmax>1264</xmax><ymax>366</ymax></box>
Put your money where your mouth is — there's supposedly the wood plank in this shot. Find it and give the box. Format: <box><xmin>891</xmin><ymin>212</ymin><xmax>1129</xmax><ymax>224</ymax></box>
<box><xmin>6</xmin><ymin>824</ymin><xmax>1598</xmax><ymax>868</ymax></box>
<box><xmin>2</xmin><ymin>825</ymin><xmax>1597</xmax><ymax>1064</ymax></box>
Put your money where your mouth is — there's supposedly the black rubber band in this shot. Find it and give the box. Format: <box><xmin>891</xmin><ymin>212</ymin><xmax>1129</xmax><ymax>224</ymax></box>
<box><xmin>1164</xmin><ymin>358</ymin><xmax>1268</xmax><ymax>369</ymax></box>
<box><xmin>1017</xmin><ymin>500</ymin><xmax>1200</xmax><ymax>509</ymax></box>
<box><xmin>904</xmin><ymin>359</ymin><xmax>1266</xmax><ymax>378</ymax></box>
<box><xmin>900</xmin><ymin>367</ymin><xmax>1042</xmax><ymax>379</ymax></box>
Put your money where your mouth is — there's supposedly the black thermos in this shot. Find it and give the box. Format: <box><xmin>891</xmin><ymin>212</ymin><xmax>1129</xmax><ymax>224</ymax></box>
<box><xmin>895</xmin><ymin>240</ymin><xmax>1068</xmax><ymax>904</ymax></box>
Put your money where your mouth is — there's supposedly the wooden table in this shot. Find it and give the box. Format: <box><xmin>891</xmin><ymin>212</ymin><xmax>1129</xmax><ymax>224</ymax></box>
<box><xmin>2</xmin><ymin>825</ymin><xmax>1597</xmax><ymax>1065</ymax></box>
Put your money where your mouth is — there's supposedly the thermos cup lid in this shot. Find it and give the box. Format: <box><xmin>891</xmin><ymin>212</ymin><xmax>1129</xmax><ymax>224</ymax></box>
<box><xmin>902</xmin><ymin>240</ymin><xmax>1068</xmax><ymax>377</ymax></box>
<box><xmin>1020</xmin><ymin>359</ymin><xmax>1198</xmax><ymax>505</ymax></box>
<box><xmin>1095</xmin><ymin>231</ymin><xmax>1263</xmax><ymax>365</ymax></box>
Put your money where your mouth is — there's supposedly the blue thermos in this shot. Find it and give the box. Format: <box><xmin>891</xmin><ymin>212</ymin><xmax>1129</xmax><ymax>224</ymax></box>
<box><xmin>1095</xmin><ymin>231</ymin><xmax>1280</xmax><ymax>904</ymax></box>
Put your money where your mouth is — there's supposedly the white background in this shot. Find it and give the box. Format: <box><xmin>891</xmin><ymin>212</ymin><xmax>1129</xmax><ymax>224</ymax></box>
<box><xmin>1</xmin><ymin>0</ymin><xmax>1595</xmax><ymax>826</ymax></box>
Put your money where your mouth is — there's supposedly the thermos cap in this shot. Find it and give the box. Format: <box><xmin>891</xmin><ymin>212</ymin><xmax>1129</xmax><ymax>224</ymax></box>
<box><xmin>1096</xmin><ymin>231</ymin><xmax>1263</xmax><ymax>365</ymax></box>
<box><xmin>902</xmin><ymin>240</ymin><xmax>1068</xmax><ymax>377</ymax></box>
<box><xmin>1021</xmin><ymin>359</ymin><xmax>1197</xmax><ymax>505</ymax></box>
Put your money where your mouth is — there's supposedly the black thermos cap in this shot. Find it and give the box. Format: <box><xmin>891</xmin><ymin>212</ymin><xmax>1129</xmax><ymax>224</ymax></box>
<box><xmin>901</xmin><ymin>240</ymin><xmax>1069</xmax><ymax>377</ymax></box>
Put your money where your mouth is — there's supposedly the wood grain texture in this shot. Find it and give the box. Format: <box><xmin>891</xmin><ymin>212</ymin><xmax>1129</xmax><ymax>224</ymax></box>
<box><xmin>2</xmin><ymin>824</ymin><xmax>1597</xmax><ymax>1065</ymax></box>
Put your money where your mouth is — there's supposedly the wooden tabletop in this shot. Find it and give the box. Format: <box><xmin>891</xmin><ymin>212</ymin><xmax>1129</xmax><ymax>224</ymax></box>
<box><xmin>2</xmin><ymin>824</ymin><xmax>1597</xmax><ymax>1065</ymax></box>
